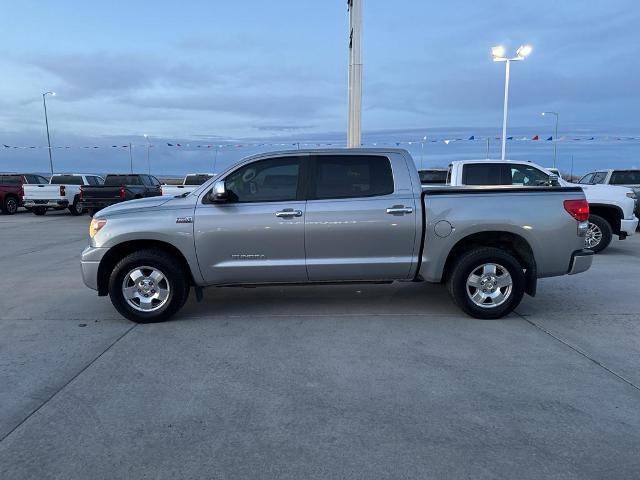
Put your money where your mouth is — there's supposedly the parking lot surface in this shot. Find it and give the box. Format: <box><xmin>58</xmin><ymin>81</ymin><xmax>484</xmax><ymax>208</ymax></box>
<box><xmin>1</xmin><ymin>209</ymin><xmax>639</xmax><ymax>479</ymax></box>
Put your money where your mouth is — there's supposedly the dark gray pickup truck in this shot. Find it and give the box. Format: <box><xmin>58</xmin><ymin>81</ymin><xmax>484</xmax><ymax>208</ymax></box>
<box><xmin>80</xmin><ymin>174</ymin><xmax>162</xmax><ymax>216</ymax></box>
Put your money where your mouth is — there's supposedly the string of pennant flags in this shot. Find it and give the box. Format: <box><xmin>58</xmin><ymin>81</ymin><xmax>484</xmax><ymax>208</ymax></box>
<box><xmin>2</xmin><ymin>134</ymin><xmax>640</xmax><ymax>150</ymax></box>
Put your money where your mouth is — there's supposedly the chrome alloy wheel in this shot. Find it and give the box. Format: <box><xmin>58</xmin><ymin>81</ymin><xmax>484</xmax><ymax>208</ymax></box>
<box><xmin>6</xmin><ymin>197</ymin><xmax>18</xmax><ymax>214</ymax></box>
<box><xmin>466</xmin><ymin>263</ymin><xmax>513</xmax><ymax>309</ymax></box>
<box><xmin>122</xmin><ymin>266</ymin><xmax>170</xmax><ymax>312</ymax></box>
<box><xmin>584</xmin><ymin>222</ymin><xmax>602</xmax><ymax>249</ymax></box>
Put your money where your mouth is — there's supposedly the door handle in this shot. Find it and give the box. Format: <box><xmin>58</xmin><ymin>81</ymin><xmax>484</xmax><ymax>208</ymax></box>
<box><xmin>275</xmin><ymin>209</ymin><xmax>303</xmax><ymax>218</ymax></box>
<box><xmin>386</xmin><ymin>206</ymin><xmax>413</xmax><ymax>215</ymax></box>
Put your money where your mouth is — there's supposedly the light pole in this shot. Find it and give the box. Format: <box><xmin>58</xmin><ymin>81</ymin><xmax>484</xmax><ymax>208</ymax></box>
<box><xmin>542</xmin><ymin>111</ymin><xmax>559</xmax><ymax>168</ymax></box>
<box><xmin>492</xmin><ymin>45</ymin><xmax>532</xmax><ymax>160</ymax></box>
<box><xmin>42</xmin><ymin>91</ymin><xmax>56</xmax><ymax>175</ymax></box>
<box><xmin>347</xmin><ymin>0</ymin><xmax>363</xmax><ymax>148</ymax></box>
<box><xmin>143</xmin><ymin>134</ymin><xmax>151</xmax><ymax>174</ymax></box>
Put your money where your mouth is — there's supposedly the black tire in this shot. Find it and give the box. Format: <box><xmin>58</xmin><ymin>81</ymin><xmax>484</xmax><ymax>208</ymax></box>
<box><xmin>447</xmin><ymin>247</ymin><xmax>525</xmax><ymax>320</ymax></box>
<box><xmin>33</xmin><ymin>207</ymin><xmax>47</xmax><ymax>216</ymax></box>
<box><xmin>108</xmin><ymin>249</ymin><xmax>190</xmax><ymax>323</ymax></box>
<box><xmin>2</xmin><ymin>195</ymin><xmax>19</xmax><ymax>215</ymax></box>
<box><xmin>68</xmin><ymin>197</ymin><xmax>84</xmax><ymax>216</ymax></box>
<box><xmin>585</xmin><ymin>214</ymin><xmax>612</xmax><ymax>253</ymax></box>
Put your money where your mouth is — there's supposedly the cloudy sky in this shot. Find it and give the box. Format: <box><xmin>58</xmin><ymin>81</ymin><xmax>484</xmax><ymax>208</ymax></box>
<box><xmin>1</xmin><ymin>0</ymin><xmax>639</xmax><ymax>173</ymax></box>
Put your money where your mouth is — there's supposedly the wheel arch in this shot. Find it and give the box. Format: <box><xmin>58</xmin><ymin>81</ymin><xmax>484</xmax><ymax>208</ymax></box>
<box><xmin>97</xmin><ymin>240</ymin><xmax>195</xmax><ymax>296</ymax></box>
<box><xmin>589</xmin><ymin>204</ymin><xmax>622</xmax><ymax>234</ymax></box>
<box><xmin>442</xmin><ymin>231</ymin><xmax>537</xmax><ymax>296</ymax></box>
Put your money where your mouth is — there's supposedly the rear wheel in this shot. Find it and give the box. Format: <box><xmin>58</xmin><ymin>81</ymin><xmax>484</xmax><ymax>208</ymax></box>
<box><xmin>2</xmin><ymin>196</ymin><xmax>19</xmax><ymax>215</ymax></box>
<box><xmin>585</xmin><ymin>214</ymin><xmax>612</xmax><ymax>253</ymax></box>
<box><xmin>33</xmin><ymin>207</ymin><xmax>47</xmax><ymax>216</ymax></box>
<box><xmin>108</xmin><ymin>249</ymin><xmax>190</xmax><ymax>323</ymax></box>
<box><xmin>447</xmin><ymin>247</ymin><xmax>525</xmax><ymax>319</ymax></box>
<box><xmin>69</xmin><ymin>197</ymin><xmax>84</xmax><ymax>216</ymax></box>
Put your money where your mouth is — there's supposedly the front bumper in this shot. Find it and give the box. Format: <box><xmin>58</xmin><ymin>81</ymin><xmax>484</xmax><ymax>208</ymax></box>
<box><xmin>23</xmin><ymin>199</ymin><xmax>69</xmax><ymax>208</ymax></box>
<box><xmin>620</xmin><ymin>216</ymin><xmax>639</xmax><ymax>237</ymax></box>
<box><xmin>568</xmin><ymin>249</ymin><xmax>594</xmax><ymax>275</ymax></box>
<box><xmin>81</xmin><ymin>246</ymin><xmax>109</xmax><ymax>291</ymax></box>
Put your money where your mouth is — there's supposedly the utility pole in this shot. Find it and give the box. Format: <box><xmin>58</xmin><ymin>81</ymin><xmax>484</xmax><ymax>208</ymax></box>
<box><xmin>42</xmin><ymin>91</ymin><xmax>56</xmax><ymax>175</ymax></box>
<box><xmin>129</xmin><ymin>142</ymin><xmax>133</xmax><ymax>173</ymax></box>
<box><xmin>486</xmin><ymin>137</ymin><xmax>490</xmax><ymax>159</ymax></box>
<box><xmin>347</xmin><ymin>0</ymin><xmax>362</xmax><ymax>148</ymax></box>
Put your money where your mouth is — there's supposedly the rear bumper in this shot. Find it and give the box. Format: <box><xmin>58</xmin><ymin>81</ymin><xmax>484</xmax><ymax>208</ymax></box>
<box><xmin>568</xmin><ymin>249</ymin><xmax>594</xmax><ymax>275</ymax></box>
<box><xmin>79</xmin><ymin>200</ymin><xmax>118</xmax><ymax>210</ymax></box>
<box><xmin>81</xmin><ymin>246</ymin><xmax>109</xmax><ymax>291</ymax></box>
<box><xmin>23</xmin><ymin>199</ymin><xmax>69</xmax><ymax>208</ymax></box>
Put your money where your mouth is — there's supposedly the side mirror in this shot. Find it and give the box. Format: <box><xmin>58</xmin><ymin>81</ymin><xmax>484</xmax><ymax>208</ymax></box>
<box><xmin>209</xmin><ymin>180</ymin><xmax>228</xmax><ymax>202</ymax></box>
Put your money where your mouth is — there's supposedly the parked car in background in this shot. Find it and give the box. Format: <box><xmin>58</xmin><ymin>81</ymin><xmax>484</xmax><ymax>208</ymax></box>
<box><xmin>79</xmin><ymin>174</ymin><xmax>162</xmax><ymax>216</ymax></box>
<box><xmin>0</xmin><ymin>173</ymin><xmax>49</xmax><ymax>215</ymax></box>
<box><xmin>579</xmin><ymin>169</ymin><xmax>640</xmax><ymax>220</ymax></box>
<box><xmin>161</xmin><ymin>173</ymin><xmax>215</xmax><ymax>196</ymax></box>
<box><xmin>81</xmin><ymin>148</ymin><xmax>593</xmax><ymax>323</ymax></box>
<box><xmin>418</xmin><ymin>169</ymin><xmax>448</xmax><ymax>185</ymax></box>
<box><xmin>442</xmin><ymin>160</ymin><xmax>638</xmax><ymax>253</ymax></box>
<box><xmin>23</xmin><ymin>173</ymin><xmax>104</xmax><ymax>216</ymax></box>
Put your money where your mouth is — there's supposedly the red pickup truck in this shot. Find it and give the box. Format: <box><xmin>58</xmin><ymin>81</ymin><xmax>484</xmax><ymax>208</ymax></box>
<box><xmin>0</xmin><ymin>173</ymin><xmax>49</xmax><ymax>214</ymax></box>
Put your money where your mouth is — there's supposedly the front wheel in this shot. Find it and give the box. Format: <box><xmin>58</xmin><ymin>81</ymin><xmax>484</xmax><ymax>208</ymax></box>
<box><xmin>584</xmin><ymin>214</ymin><xmax>612</xmax><ymax>253</ymax></box>
<box><xmin>447</xmin><ymin>247</ymin><xmax>525</xmax><ymax>319</ymax></box>
<box><xmin>108</xmin><ymin>249</ymin><xmax>190</xmax><ymax>323</ymax></box>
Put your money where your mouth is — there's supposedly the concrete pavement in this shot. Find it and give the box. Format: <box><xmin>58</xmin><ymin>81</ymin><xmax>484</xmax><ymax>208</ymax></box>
<box><xmin>1</xmin><ymin>209</ymin><xmax>639</xmax><ymax>479</ymax></box>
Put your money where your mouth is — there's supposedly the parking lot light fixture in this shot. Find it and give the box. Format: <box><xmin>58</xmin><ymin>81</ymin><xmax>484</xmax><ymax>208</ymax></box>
<box><xmin>42</xmin><ymin>91</ymin><xmax>56</xmax><ymax>175</ymax></box>
<box><xmin>491</xmin><ymin>45</ymin><xmax>532</xmax><ymax>160</ymax></box>
<box><xmin>542</xmin><ymin>111</ymin><xmax>559</xmax><ymax>168</ymax></box>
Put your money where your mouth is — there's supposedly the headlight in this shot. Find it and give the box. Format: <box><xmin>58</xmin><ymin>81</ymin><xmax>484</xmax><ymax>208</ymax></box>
<box><xmin>89</xmin><ymin>218</ymin><xmax>107</xmax><ymax>238</ymax></box>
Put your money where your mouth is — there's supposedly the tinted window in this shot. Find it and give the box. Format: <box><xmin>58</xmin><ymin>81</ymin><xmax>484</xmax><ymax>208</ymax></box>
<box><xmin>140</xmin><ymin>175</ymin><xmax>151</xmax><ymax>186</ymax></box>
<box><xmin>25</xmin><ymin>175</ymin><xmax>46</xmax><ymax>184</ymax></box>
<box><xmin>86</xmin><ymin>176</ymin><xmax>99</xmax><ymax>186</ymax></box>
<box><xmin>578</xmin><ymin>173</ymin><xmax>594</xmax><ymax>184</ymax></box>
<box><xmin>184</xmin><ymin>174</ymin><xmax>213</xmax><ymax>185</ymax></box>
<box><xmin>610</xmin><ymin>171</ymin><xmax>640</xmax><ymax>185</ymax></box>
<box><xmin>509</xmin><ymin>164</ymin><xmax>549</xmax><ymax>186</ymax></box>
<box><xmin>0</xmin><ymin>175</ymin><xmax>21</xmax><ymax>185</ymax></box>
<box><xmin>104</xmin><ymin>175</ymin><xmax>142</xmax><ymax>186</ymax></box>
<box><xmin>225</xmin><ymin>157</ymin><xmax>300</xmax><ymax>203</ymax></box>
<box><xmin>419</xmin><ymin>170</ymin><xmax>448</xmax><ymax>184</ymax></box>
<box><xmin>592</xmin><ymin>172</ymin><xmax>608</xmax><ymax>184</ymax></box>
<box><xmin>150</xmin><ymin>176</ymin><xmax>161</xmax><ymax>187</ymax></box>
<box><xmin>313</xmin><ymin>155</ymin><xmax>394</xmax><ymax>199</ymax></box>
<box><xmin>50</xmin><ymin>175</ymin><xmax>83</xmax><ymax>185</ymax></box>
<box><xmin>462</xmin><ymin>163</ymin><xmax>505</xmax><ymax>185</ymax></box>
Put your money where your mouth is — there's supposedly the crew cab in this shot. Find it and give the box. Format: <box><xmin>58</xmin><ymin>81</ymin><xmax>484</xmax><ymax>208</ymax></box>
<box><xmin>161</xmin><ymin>173</ymin><xmax>215</xmax><ymax>196</ymax></box>
<box><xmin>81</xmin><ymin>149</ymin><xmax>593</xmax><ymax>324</ymax></box>
<box><xmin>23</xmin><ymin>173</ymin><xmax>104</xmax><ymax>216</ymax></box>
<box><xmin>0</xmin><ymin>173</ymin><xmax>49</xmax><ymax>215</ymax></box>
<box><xmin>578</xmin><ymin>169</ymin><xmax>640</xmax><ymax>220</ymax></box>
<box><xmin>444</xmin><ymin>160</ymin><xmax>638</xmax><ymax>253</ymax></box>
<box><xmin>80</xmin><ymin>173</ymin><xmax>162</xmax><ymax>216</ymax></box>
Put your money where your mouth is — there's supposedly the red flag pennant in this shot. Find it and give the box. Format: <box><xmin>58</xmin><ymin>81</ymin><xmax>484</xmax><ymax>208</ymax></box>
<box><xmin>531</xmin><ymin>135</ymin><xmax>539</xmax><ymax>141</ymax></box>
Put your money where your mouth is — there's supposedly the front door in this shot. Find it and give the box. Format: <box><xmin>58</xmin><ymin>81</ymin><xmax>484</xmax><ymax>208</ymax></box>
<box><xmin>305</xmin><ymin>154</ymin><xmax>418</xmax><ymax>281</ymax></box>
<box><xmin>194</xmin><ymin>156</ymin><xmax>307</xmax><ymax>285</ymax></box>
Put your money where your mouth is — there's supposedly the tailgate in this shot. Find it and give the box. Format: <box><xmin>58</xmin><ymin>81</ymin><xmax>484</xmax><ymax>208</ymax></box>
<box><xmin>82</xmin><ymin>187</ymin><xmax>122</xmax><ymax>200</ymax></box>
<box><xmin>24</xmin><ymin>185</ymin><xmax>61</xmax><ymax>200</ymax></box>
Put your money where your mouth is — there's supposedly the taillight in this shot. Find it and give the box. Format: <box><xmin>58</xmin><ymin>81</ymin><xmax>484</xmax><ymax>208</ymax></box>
<box><xmin>60</xmin><ymin>185</ymin><xmax>66</xmax><ymax>197</ymax></box>
<box><xmin>119</xmin><ymin>186</ymin><xmax>126</xmax><ymax>199</ymax></box>
<box><xmin>79</xmin><ymin>187</ymin><xmax>84</xmax><ymax>200</ymax></box>
<box><xmin>564</xmin><ymin>199</ymin><xmax>589</xmax><ymax>222</ymax></box>
<box><xmin>19</xmin><ymin>185</ymin><xmax>24</xmax><ymax>198</ymax></box>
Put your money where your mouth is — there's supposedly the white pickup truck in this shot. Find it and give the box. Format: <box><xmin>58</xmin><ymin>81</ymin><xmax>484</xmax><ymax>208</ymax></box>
<box><xmin>161</xmin><ymin>173</ymin><xmax>215</xmax><ymax>197</ymax></box>
<box><xmin>442</xmin><ymin>160</ymin><xmax>638</xmax><ymax>253</ymax></box>
<box><xmin>23</xmin><ymin>173</ymin><xmax>104</xmax><ymax>216</ymax></box>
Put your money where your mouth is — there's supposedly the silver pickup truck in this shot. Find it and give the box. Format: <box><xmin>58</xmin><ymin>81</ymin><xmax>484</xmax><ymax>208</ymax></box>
<box><xmin>81</xmin><ymin>149</ymin><xmax>593</xmax><ymax>323</ymax></box>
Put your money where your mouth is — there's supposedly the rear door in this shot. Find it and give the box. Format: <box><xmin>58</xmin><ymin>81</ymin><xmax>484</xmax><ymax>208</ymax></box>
<box><xmin>304</xmin><ymin>153</ymin><xmax>417</xmax><ymax>281</ymax></box>
<box><xmin>195</xmin><ymin>155</ymin><xmax>308</xmax><ymax>285</ymax></box>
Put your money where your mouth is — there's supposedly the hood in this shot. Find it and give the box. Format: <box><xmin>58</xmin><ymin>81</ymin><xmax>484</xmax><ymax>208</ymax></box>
<box><xmin>97</xmin><ymin>196</ymin><xmax>173</xmax><ymax>217</ymax></box>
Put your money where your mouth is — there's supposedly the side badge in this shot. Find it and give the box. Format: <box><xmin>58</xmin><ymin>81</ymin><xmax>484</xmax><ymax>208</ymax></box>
<box><xmin>176</xmin><ymin>216</ymin><xmax>193</xmax><ymax>224</ymax></box>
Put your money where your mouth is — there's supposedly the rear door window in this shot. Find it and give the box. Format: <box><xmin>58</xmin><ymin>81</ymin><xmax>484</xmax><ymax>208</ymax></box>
<box><xmin>509</xmin><ymin>164</ymin><xmax>550</xmax><ymax>186</ymax></box>
<box><xmin>592</xmin><ymin>172</ymin><xmax>608</xmax><ymax>184</ymax></box>
<box><xmin>312</xmin><ymin>155</ymin><xmax>394</xmax><ymax>199</ymax></box>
